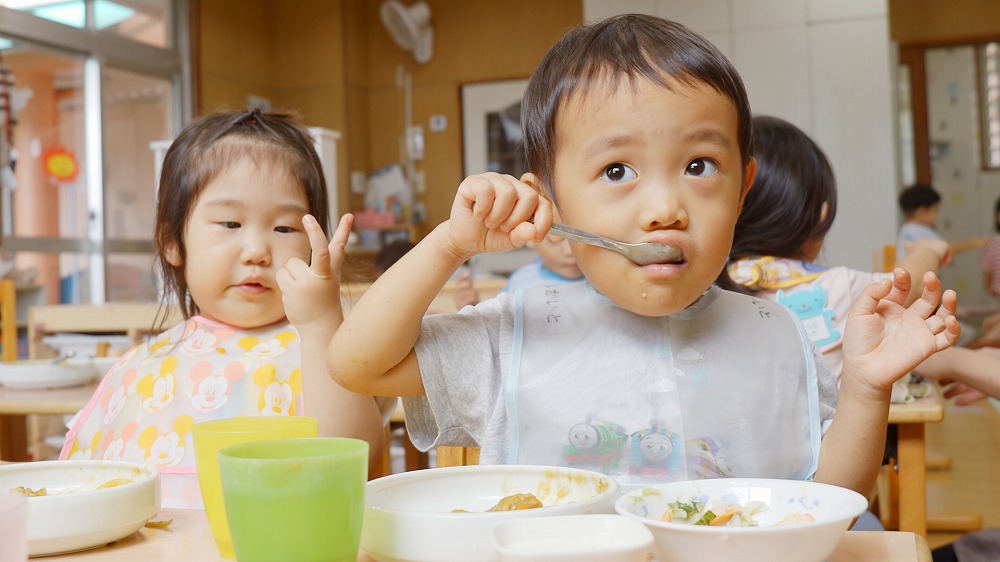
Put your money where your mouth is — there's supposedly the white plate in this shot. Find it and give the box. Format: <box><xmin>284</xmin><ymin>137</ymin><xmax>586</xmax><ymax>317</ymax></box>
<box><xmin>0</xmin><ymin>359</ymin><xmax>98</xmax><ymax>390</ymax></box>
<box><xmin>0</xmin><ymin>460</ymin><xmax>160</xmax><ymax>556</ymax></box>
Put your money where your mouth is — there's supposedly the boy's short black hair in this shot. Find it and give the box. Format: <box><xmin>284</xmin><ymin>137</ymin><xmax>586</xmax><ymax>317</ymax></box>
<box><xmin>898</xmin><ymin>183</ymin><xmax>941</xmax><ymax>216</ymax></box>
<box><xmin>521</xmin><ymin>14</ymin><xmax>752</xmax><ymax>200</ymax></box>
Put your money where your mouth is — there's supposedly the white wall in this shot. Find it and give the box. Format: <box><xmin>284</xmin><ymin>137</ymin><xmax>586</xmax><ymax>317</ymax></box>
<box><xmin>925</xmin><ymin>46</ymin><xmax>999</xmax><ymax>307</ymax></box>
<box><xmin>583</xmin><ymin>0</ymin><xmax>898</xmax><ymax>273</ymax></box>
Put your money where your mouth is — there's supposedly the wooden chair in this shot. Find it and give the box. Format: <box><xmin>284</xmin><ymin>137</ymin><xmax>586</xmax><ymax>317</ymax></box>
<box><xmin>873</xmin><ymin>243</ymin><xmax>897</xmax><ymax>273</ymax></box>
<box><xmin>27</xmin><ymin>302</ymin><xmax>180</xmax><ymax>359</ymax></box>
<box><xmin>0</xmin><ymin>279</ymin><xmax>16</xmax><ymax>361</ymax></box>
<box><xmin>23</xmin><ymin>302</ymin><xmax>180</xmax><ymax>460</ymax></box>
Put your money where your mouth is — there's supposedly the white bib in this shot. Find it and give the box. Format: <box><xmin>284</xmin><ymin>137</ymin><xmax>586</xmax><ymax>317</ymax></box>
<box><xmin>508</xmin><ymin>282</ymin><xmax>821</xmax><ymax>490</ymax></box>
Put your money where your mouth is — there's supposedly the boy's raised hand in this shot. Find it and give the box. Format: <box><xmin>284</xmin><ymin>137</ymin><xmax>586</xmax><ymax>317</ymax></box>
<box><xmin>841</xmin><ymin>269</ymin><xmax>960</xmax><ymax>393</ymax></box>
<box><xmin>448</xmin><ymin>172</ymin><xmax>553</xmax><ymax>258</ymax></box>
<box><xmin>277</xmin><ymin>213</ymin><xmax>353</xmax><ymax>328</ymax></box>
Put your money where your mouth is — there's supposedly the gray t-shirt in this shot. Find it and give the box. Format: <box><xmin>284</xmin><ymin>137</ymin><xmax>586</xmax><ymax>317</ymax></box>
<box><xmin>403</xmin><ymin>283</ymin><xmax>839</xmax><ymax>479</ymax></box>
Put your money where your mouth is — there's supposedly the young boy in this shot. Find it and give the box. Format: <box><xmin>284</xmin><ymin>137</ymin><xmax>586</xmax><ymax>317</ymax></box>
<box><xmin>452</xmin><ymin>235</ymin><xmax>583</xmax><ymax>309</ymax></box>
<box><xmin>329</xmin><ymin>15</ymin><xmax>959</xmax><ymax>497</ymax></box>
<box><xmin>897</xmin><ymin>183</ymin><xmax>986</xmax><ymax>259</ymax></box>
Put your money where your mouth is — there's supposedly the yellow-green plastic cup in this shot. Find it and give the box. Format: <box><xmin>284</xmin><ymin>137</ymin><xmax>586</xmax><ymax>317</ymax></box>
<box><xmin>219</xmin><ymin>437</ymin><xmax>369</xmax><ymax>562</ymax></box>
<box><xmin>192</xmin><ymin>416</ymin><xmax>319</xmax><ymax>559</ymax></box>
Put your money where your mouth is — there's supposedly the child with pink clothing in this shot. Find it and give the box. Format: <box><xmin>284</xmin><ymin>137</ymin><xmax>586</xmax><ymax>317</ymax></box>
<box><xmin>728</xmin><ymin>115</ymin><xmax>1000</xmax><ymax>405</ymax></box>
<box><xmin>60</xmin><ymin>109</ymin><xmax>388</xmax><ymax>508</ymax></box>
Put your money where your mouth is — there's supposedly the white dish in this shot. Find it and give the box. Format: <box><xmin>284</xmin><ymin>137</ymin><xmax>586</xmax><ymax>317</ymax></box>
<box><xmin>494</xmin><ymin>514</ymin><xmax>653</xmax><ymax>562</ymax></box>
<box><xmin>0</xmin><ymin>460</ymin><xmax>160</xmax><ymax>556</ymax></box>
<box><xmin>362</xmin><ymin>465</ymin><xmax>620</xmax><ymax>562</ymax></box>
<box><xmin>0</xmin><ymin>358</ymin><xmax>99</xmax><ymax>389</ymax></box>
<box><xmin>615</xmin><ymin>478</ymin><xmax>868</xmax><ymax>562</ymax></box>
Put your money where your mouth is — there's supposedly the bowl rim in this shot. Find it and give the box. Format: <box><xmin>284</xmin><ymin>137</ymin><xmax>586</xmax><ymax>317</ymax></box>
<box><xmin>366</xmin><ymin>464</ymin><xmax>621</xmax><ymax>518</ymax></box>
<box><xmin>614</xmin><ymin>477</ymin><xmax>869</xmax><ymax>533</ymax></box>
<box><xmin>0</xmin><ymin>460</ymin><xmax>160</xmax><ymax>502</ymax></box>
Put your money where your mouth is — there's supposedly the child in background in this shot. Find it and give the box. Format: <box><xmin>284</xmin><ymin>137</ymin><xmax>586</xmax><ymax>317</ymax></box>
<box><xmin>61</xmin><ymin>109</ymin><xmax>387</xmax><ymax>508</ymax></box>
<box><xmin>329</xmin><ymin>15</ymin><xmax>959</xmax><ymax>498</ymax></box>
<box><xmin>979</xmin><ymin>196</ymin><xmax>1000</xmax><ymax>297</ymax></box>
<box><xmin>452</xmin><ymin>235</ymin><xmax>583</xmax><ymax>308</ymax></box>
<box><xmin>728</xmin><ymin>115</ymin><xmax>1000</xmax><ymax>403</ymax></box>
<box><xmin>896</xmin><ymin>183</ymin><xmax>987</xmax><ymax>260</ymax></box>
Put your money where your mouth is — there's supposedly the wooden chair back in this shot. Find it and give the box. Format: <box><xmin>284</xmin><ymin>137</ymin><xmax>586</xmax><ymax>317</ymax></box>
<box><xmin>874</xmin><ymin>243</ymin><xmax>897</xmax><ymax>273</ymax></box>
<box><xmin>27</xmin><ymin>302</ymin><xmax>181</xmax><ymax>359</ymax></box>
<box><xmin>0</xmin><ymin>279</ymin><xmax>16</xmax><ymax>361</ymax></box>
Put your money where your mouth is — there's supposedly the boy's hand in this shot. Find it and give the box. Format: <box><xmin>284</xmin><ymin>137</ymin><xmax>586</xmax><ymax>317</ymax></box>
<box><xmin>277</xmin><ymin>213</ymin><xmax>353</xmax><ymax>328</ymax></box>
<box><xmin>448</xmin><ymin>172</ymin><xmax>552</xmax><ymax>258</ymax></box>
<box><xmin>841</xmin><ymin>269</ymin><xmax>960</xmax><ymax>395</ymax></box>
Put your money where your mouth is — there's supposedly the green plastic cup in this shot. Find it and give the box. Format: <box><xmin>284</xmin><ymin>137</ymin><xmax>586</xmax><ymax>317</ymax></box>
<box><xmin>218</xmin><ymin>437</ymin><xmax>369</xmax><ymax>562</ymax></box>
<box><xmin>192</xmin><ymin>416</ymin><xmax>319</xmax><ymax>559</ymax></box>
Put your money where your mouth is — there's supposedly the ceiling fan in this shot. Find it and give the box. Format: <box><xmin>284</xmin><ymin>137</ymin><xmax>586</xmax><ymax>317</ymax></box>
<box><xmin>380</xmin><ymin>1</ymin><xmax>434</xmax><ymax>64</ymax></box>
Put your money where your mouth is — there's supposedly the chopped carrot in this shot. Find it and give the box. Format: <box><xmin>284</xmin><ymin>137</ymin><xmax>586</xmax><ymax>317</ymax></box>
<box><xmin>709</xmin><ymin>510</ymin><xmax>736</xmax><ymax>526</ymax></box>
<box><xmin>660</xmin><ymin>511</ymin><xmax>672</xmax><ymax>522</ymax></box>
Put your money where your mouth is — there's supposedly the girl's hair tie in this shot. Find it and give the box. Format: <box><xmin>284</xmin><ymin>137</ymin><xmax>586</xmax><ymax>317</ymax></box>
<box><xmin>239</xmin><ymin>107</ymin><xmax>263</xmax><ymax>125</ymax></box>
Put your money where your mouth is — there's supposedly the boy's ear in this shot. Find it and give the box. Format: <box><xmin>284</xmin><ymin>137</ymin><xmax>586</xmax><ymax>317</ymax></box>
<box><xmin>164</xmin><ymin>242</ymin><xmax>182</xmax><ymax>267</ymax></box>
<box><xmin>737</xmin><ymin>157</ymin><xmax>757</xmax><ymax>214</ymax></box>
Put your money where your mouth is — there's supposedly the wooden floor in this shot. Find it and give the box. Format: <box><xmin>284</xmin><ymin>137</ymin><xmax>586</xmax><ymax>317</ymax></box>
<box><xmin>924</xmin><ymin>398</ymin><xmax>1000</xmax><ymax>550</ymax></box>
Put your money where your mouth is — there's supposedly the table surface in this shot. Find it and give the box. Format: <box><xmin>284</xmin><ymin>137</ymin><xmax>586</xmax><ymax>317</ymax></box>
<box><xmin>888</xmin><ymin>383</ymin><xmax>944</xmax><ymax>424</ymax></box>
<box><xmin>39</xmin><ymin>508</ymin><xmax>931</xmax><ymax>562</ymax></box>
<box><xmin>0</xmin><ymin>382</ymin><xmax>96</xmax><ymax>415</ymax></box>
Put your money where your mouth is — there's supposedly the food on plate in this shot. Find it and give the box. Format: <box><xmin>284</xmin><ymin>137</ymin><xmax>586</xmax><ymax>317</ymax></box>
<box><xmin>660</xmin><ymin>499</ymin><xmax>766</xmax><ymax>526</ymax></box>
<box><xmin>487</xmin><ymin>492</ymin><xmax>544</xmax><ymax>512</ymax></box>
<box><xmin>11</xmin><ymin>486</ymin><xmax>47</xmax><ymax>496</ymax></box>
<box><xmin>10</xmin><ymin>475</ymin><xmax>136</xmax><ymax>497</ymax></box>
<box><xmin>451</xmin><ymin>492</ymin><xmax>545</xmax><ymax>513</ymax></box>
<box><xmin>660</xmin><ymin>498</ymin><xmax>816</xmax><ymax>527</ymax></box>
<box><xmin>96</xmin><ymin>478</ymin><xmax>133</xmax><ymax>489</ymax></box>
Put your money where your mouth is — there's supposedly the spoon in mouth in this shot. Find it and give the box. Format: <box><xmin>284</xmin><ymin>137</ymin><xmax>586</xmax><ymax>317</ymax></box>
<box><xmin>548</xmin><ymin>222</ymin><xmax>683</xmax><ymax>266</ymax></box>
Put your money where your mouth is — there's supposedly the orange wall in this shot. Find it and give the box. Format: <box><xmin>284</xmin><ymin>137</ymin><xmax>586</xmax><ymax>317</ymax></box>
<box><xmin>196</xmin><ymin>0</ymin><xmax>582</xmax><ymax>237</ymax></box>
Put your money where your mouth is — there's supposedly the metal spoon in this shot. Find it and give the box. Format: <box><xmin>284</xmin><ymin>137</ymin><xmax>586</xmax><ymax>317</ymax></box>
<box><xmin>549</xmin><ymin>222</ymin><xmax>683</xmax><ymax>266</ymax></box>
<box><xmin>50</xmin><ymin>349</ymin><xmax>77</xmax><ymax>365</ymax></box>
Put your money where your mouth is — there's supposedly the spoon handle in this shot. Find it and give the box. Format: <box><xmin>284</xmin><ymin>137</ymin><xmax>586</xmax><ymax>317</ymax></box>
<box><xmin>548</xmin><ymin>222</ymin><xmax>624</xmax><ymax>254</ymax></box>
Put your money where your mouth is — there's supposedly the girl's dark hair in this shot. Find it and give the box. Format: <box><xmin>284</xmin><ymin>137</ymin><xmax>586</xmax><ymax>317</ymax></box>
<box><xmin>154</xmin><ymin>109</ymin><xmax>330</xmax><ymax>324</ymax></box>
<box><xmin>521</xmin><ymin>14</ymin><xmax>753</xmax><ymax>200</ymax></box>
<box><xmin>724</xmin><ymin>115</ymin><xmax>837</xmax><ymax>292</ymax></box>
<box><xmin>994</xmin><ymin>195</ymin><xmax>1000</xmax><ymax>233</ymax></box>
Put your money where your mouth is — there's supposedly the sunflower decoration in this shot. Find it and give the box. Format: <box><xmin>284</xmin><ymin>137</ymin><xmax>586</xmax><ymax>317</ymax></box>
<box><xmin>43</xmin><ymin>146</ymin><xmax>79</xmax><ymax>182</ymax></box>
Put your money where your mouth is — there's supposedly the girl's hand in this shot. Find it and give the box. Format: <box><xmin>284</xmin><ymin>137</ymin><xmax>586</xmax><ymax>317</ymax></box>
<box><xmin>447</xmin><ymin>172</ymin><xmax>553</xmax><ymax>258</ymax></box>
<box><xmin>277</xmin><ymin>213</ymin><xmax>353</xmax><ymax>328</ymax></box>
<box><xmin>841</xmin><ymin>269</ymin><xmax>960</xmax><ymax>395</ymax></box>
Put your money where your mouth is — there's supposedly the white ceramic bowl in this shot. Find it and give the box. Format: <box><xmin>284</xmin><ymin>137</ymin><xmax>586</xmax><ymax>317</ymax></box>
<box><xmin>0</xmin><ymin>460</ymin><xmax>160</xmax><ymax>556</ymax></box>
<box><xmin>362</xmin><ymin>465</ymin><xmax>620</xmax><ymax>562</ymax></box>
<box><xmin>615</xmin><ymin>478</ymin><xmax>868</xmax><ymax>562</ymax></box>
<box><xmin>493</xmin><ymin>514</ymin><xmax>652</xmax><ymax>562</ymax></box>
<box><xmin>0</xmin><ymin>358</ymin><xmax>98</xmax><ymax>389</ymax></box>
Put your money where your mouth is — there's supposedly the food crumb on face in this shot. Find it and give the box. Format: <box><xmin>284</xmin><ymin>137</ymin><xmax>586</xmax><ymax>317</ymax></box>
<box><xmin>641</xmin><ymin>292</ymin><xmax>647</xmax><ymax>299</ymax></box>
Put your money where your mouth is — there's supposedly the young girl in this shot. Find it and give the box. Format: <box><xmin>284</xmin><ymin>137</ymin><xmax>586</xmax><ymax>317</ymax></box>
<box><xmin>329</xmin><ymin>14</ymin><xmax>959</xmax><ymax>499</ymax></box>
<box><xmin>60</xmin><ymin>109</ymin><xmax>386</xmax><ymax>508</ymax></box>
<box><xmin>728</xmin><ymin>115</ymin><xmax>1000</xmax><ymax>403</ymax></box>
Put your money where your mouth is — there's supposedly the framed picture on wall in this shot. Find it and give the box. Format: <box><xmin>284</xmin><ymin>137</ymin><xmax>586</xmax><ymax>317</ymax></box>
<box><xmin>461</xmin><ymin>78</ymin><xmax>530</xmax><ymax>177</ymax></box>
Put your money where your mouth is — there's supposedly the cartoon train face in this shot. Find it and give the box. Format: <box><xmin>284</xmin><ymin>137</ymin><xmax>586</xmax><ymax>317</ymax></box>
<box><xmin>636</xmin><ymin>431</ymin><xmax>673</xmax><ymax>462</ymax></box>
<box><xmin>566</xmin><ymin>421</ymin><xmax>628</xmax><ymax>452</ymax></box>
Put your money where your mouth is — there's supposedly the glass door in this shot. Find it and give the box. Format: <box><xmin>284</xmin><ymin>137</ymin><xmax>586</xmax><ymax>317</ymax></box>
<box><xmin>0</xmin><ymin>1</ymin><xmax>187</xmax><ymax>304</ymax></box>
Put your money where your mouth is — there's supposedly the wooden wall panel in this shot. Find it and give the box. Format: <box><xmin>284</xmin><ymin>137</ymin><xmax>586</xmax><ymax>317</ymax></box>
<box><xmin>889</xmin><ymin>0</ymin><xmax>1000</xmax><ymax>45</ymax></box>
<box><xmin>197</xmin><ymin>0</ymin><xmax>583</xmax><ymax>237</ymax></box>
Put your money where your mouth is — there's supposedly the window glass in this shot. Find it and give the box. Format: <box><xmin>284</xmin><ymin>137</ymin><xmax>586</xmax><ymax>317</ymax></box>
<box><xmin>0</xmin><ymin>1</ymin><xmax>170</xmax><ymax>47</ymax></box>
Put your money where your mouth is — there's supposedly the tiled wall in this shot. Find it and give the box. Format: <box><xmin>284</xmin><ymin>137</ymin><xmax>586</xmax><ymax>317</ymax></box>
<box><xmin>584</xmin><ymin>0</ymin><xmax>898</xmax><ymax>275</ymax></box>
